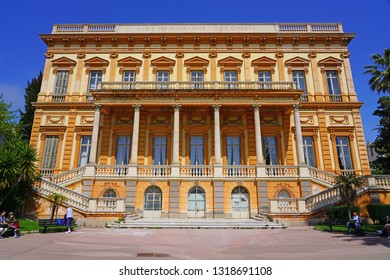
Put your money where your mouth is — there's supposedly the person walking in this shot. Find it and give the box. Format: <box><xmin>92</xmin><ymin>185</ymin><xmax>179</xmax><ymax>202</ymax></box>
<box><xmin>65</xmin><ymin>206</ymin><xmax>73</xmax><ymax>234</ymax></box>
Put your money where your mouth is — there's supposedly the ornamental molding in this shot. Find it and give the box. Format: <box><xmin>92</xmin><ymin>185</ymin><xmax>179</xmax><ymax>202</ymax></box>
<box><xmin>117</xmin><ymin>56</ymin><xmax>142</xmax><ymax>74</ymax></box>
<box><xmin>46</xmin><ymin>115</ymin><xmax>65</xmax><ymax>125</ymax></box>
<box><xmin>329</xmin><ymin>115</ymin><xmax>349</xmax><ymax>125</ymax></box>
<box><xmin>84</xmin><ymin>56</ymin><xmax>109</xmax><ymax>68</ymax></box>
<box><xmin>151</xmin><ymin>115</ymin><xmax>171</xmax><ymax>125</ymax></box>
<box><xmin>300</xmin><ymin>116</ymin><xmax>314</xmax><ymax>125</ymax></box>
<box><xmin>80</xmin><ymin>116</ymin><xmax>94</xmax><ymax>125</ymax></box>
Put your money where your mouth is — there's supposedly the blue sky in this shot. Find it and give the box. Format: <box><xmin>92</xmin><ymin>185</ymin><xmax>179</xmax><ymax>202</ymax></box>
<box><xmin>0</xmin><ymin>0</ymin><xmax>389</xmax><ymax>142</ymax></box>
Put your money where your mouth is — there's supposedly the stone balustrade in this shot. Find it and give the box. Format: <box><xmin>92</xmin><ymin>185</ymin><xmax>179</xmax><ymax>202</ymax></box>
<box><xmin>266</xmin><ymin>165</ymin><xmax>299</xmax><ymax>177</ymax></box>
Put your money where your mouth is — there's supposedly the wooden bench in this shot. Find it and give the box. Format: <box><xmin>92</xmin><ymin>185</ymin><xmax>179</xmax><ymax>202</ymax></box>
<box><xmin>38</xmin><ymin>218</ymin><xmax>74</xmax><ymax>233</ymax></box>
<box><xmin>320</xmin><ymin>218</ymin><xmax>365</xmax><ymax>235</ymax></box>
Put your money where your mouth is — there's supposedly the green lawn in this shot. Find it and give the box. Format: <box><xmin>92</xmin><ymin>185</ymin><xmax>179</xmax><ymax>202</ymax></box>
<box><xmin>18</xmin><ymin>218</ymin><xmax>76</xmax><ymax>233</ymax></box>
<box><xmin>315</xmin><ymin>224</ymin><xmax>383</xmax><ymax>233</ymax></box>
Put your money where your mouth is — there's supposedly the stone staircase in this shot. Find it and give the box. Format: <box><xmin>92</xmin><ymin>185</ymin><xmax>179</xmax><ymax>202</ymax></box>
<box><xmin>107</xmin><ymin>217</ymin><xmax>286</xmax><ymax>229</ymax></box>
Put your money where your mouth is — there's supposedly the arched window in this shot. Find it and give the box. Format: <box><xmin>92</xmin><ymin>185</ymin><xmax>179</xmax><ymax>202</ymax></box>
<box><xmin>144</xmin><ymin>186</ymin><xmax>162</xmax><ymax>211</ymax></box>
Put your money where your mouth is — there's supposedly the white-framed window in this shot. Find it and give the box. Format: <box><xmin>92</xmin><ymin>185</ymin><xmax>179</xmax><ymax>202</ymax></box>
<box><xmin>190</xmin><ymin>71</ymin><xmax>204</xmax><ymax>89</ymax></box>
<box><xmin>88</xmin><ymin>70</ymin><xmax>102</xmax><ymax>93</ymax></box>
<box><xmin>78</xmin><ymin>136</ymin><xmax>92</xmax><ymax>166</ymax></box>
<box><xmin>336</xmin><ymin>136</ymin><xmax>353</xmax><ymax>170</ymax></box>
<box><xmin>144</xmin><ymin>186</ymin><xmax>162</xmax><ymax>211</ymax></box>
<box><xmin>302</xmin><ymin>136</ymin><xmax>316</xmax><ymax>167</ymax></box>
<box><xmin>224</xmin><ymin>71</ymin><xmax>238</xmax><ymax>89</ymax></box>
<box><xmin>42</xmin><ymin>136</ymin><xmax>59</xmax><ymax>169</ymax></box>
<box><xmin>190</xmin><ymin>136</ymin><xmax>204</xmax><ymax>165</ymax></box>
<box><xmin>54</xmin><ymin>70</ymin><xmax>69</xmax><ymax>97</ymax></box>
<box><xmin>226</xmin><ymin>136</ymin><xmax>241</xmax><ymax>165</ymax></box>
<box><xmin>153</xmin><ymin>136</ymin><xmax>167</xmax><ymax>165</ymax></box>
<box><xmin>157</xmin><ymin>71</ymin><xmax>169</xmax><ymax>89</ymax></box>
<box><xmin>116</xmin><ymin>136</ymin><xmax>131</xmax><ymax>165</ymax></box>
<box><xmin>326</xmin><ymin>70</ymin><xmax>341</xmax><ymax>95</ymax></box>
<box><xmin>292</xmin><ymin>70</ymin><xmax>307</xmax><ymax>95</ymax></box>
<box><xmin>123</xmin><ymin>70</ymin><xmax>136</xmax><ymax>82</ymax></box>
<box><xmin>263</xmin><ymin>136</ymin><xmax>278</xmax><ymax>165</ymax></box>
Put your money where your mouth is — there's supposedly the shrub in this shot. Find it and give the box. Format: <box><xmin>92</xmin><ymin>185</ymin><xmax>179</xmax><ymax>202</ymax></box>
<box><xmin>366</xmin><ymin>204</ymin><xmax>390</xmax><ymax>224</ymax></box>
<box><xmin>325</xmin><ymin>205</ymin><xmax>361</xmax><ymax>219</ymax></box>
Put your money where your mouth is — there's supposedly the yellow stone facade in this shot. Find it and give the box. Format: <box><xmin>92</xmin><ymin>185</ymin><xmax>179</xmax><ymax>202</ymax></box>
<box><xmin>29</xmin><ymin>23</ymin><xmax>382</xmax><ymax>224</ymax></box>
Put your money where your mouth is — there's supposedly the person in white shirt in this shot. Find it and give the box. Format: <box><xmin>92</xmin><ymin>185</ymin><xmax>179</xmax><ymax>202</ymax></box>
<box><xmin>347</xmin><ymin>211</ymin><xmax>361</xmax><ymax>234</ymax></box>
<box><xmin>65</xmin><ymin>206</ymin><xmax>74</xmax><ymax>234</ymax></box>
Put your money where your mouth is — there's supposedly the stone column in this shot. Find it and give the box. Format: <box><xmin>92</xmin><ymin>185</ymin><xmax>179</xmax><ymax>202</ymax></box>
<box><xmin>171</xmin><ymin>104</ymin><xmax>181</xmax><ymax>177</ymax></box>
<box><xmin>128</xmin><ymin>104</ymin><xmax>141</xmax><ymax>177</ymax></box>
<box><xmin>293</xmin><ymin>104</ymin><xmax>309</xmax><ymax>177</ymax></box>
<box><xmin>84</xmin><ymin>104</ymin><xmax>101</xmax><ymax>177</ymax></box>
<box><xmin>213</xmin><ymin>104</ymin><xmax>222</xmax><ymax>164</ymax></box>
<box><xmin>253</xmin><ymin>104</ymin><xmax>266</xmax><ymax>177</ymax></box>
<box><xmin>89</xmin><ymin>104</ymin><xmax>101</xmax><ymax>164</ymax></box>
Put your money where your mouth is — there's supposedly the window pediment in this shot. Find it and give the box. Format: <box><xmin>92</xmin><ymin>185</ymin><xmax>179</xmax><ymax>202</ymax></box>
<box><xmin>318</xmin><ymin>56</ymin><xmax>343</xmax><ymax>73</ymax></box>
<box><xmin>184</xmin><ymin>56</ymin><xmax>209</xmax><ymax>73</ymax></box>
<box><xmin>52</xmin><ymin>57</ymin><xmax>77</xmax><ymax>68</ymax></box>
<box><xmin>218</xmin><ymin>56</ymin><xmax>243</xmax><ymax>74</ymax></box>
<box><xmin>84</xmin><ymin>57</ymin><xmax>109</xmax><ymax>68</ymax></box>
<box><xmin>251</xmin><ymin>56</ymin><xmax>276</xmax><ymax>74</ymax></box>
<box><xmin>218</xmin><ymin>56</ymin><xmax>243</xmax><ymax>67</ymax></box>
<box><xmin>151</xmin><ymin>56</ymin><xmax>176</xmax><ymax>74</ymax></box>
<box><xmin>117</xmin><ymin>56</ymin><xmax>143</xmax><ymax>74</ymax></box>
<box><xmin>285</xmin><ymin>56</ymin><xmax>310</xmax><ymax>73</ymax></box>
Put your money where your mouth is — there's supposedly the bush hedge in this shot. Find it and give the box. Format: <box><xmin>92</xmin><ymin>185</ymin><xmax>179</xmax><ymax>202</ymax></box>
<box><xmin>324</xmin><ymin>205</ymin><xmax>361</xmax><ymax>219</ymax></box>
<box><xmin>366</xmin><ymin>204</ymin><xmax>390</xmax><ymax>224</ymax></box>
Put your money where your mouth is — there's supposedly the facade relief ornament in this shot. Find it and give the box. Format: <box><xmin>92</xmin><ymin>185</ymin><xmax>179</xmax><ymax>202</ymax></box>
<box><xmin>46</xmin><ymin>116</ymin><xmax>65</xmax><ymax>125</ymax></box>
<box><xmin>261</xmin><ymin>116</ymin><xmax>278</xmax><ymax>125</ymax></box>
<box><xmin>300</xmin><ymin>116</ymin><xmax>314</xmax><ymax>125</ymax></box>
<box><xmin>223</xmin><ymin>115</ymin><xmax>243</xmax><ymax>125</ymax></box>
<box><xmin>151</xmin><ymin>115</ymin><xmax>171</xmax><ymax>125</ymax></box>
<box><xmin>187</xmin><ymin>115</ymin><xmax>207</xmax><ymax>125</ymax></box>
<box><xmin>81</xmin><ymin>116</ymin><xmax>94</xmax><ymax>125</ymax></box>
<box><xmin>329</xmin><ymin>115</ymin><xmax>349</xmax><ymax>125</ymax></box>
<box><xmin>115</xmin><ymin>116</ymin><xmax>133</xmax><ymax>125</ymax></box>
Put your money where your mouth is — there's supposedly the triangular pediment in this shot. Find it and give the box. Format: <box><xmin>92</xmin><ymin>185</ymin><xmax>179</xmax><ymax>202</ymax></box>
<box><xmin>51</xmin><ymin>57</ymin><xmax>77</xmax><ymax>68</ymax></box>
<box><xmin>251</xmin><ymin>56</ymin><xmax>276</xmax><ymax>67</ymax></box>
<box><xmin>117</xmin><ymin>56</ymin><xmax>143</xmax><ymax>67</ymax></box>
<box><xmin>84</xmin><ymin>56</ymin><xmax>109</xmax><ymax>67</ymax></box>
<box><xmin>318</xmin><ymin>57</ymin><xmax>343</xmax><ymax>67</ymax></box>
<box><xmin>184</xmin><ymin>56</ymin><xmax>209</xmax><ymax>66</ymax></box>
<box><xmin>151</xmin><ymin>56</ymin><xmax>176</xmax><ymax>67</ymax></box>
<box><xmin>218</xmin><ymin>56</ymin><xmax>243</xmax><ymax>66</ymax></box>
<box><xmin>285</xmin><ymin>56</ymin><xmax>310</xmax><ymax>66</ymax></box>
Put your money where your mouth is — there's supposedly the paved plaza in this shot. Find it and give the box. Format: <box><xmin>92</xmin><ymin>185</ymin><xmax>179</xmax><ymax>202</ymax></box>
<box><xmin>0</xmin><ymin>226</ymin><xmax>389</xmax><ymax>260</ymax></box>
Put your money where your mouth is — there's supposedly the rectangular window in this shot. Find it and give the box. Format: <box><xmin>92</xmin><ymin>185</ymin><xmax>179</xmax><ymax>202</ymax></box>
<box><xmin>292</xmin><ymin>70</ymin><xmax>307</xmax><ymax>95</ymax></box>
<box><xmin>88</xmin><ymin>70</ymin><xmax>102</xmax><ymax>96</ymax></box>
<box><xmin>303</xmin><ymin>136</ymin><xmax>316</xmax><ymax>167</ymax></box>
<box><xmin>116</xmin><ymin>136</ymin><xmax>131</xmax><ymax>165</ymax></box>
<box><xmin>78</xmin><ymin>136</ymin><xmax>92</xmax><ymax>166</ymax></box>
<box><xmin>224</xmin><ymin>71</ymin><xmax>238</xmax><ymax>89</ymax></box>
<box><xmin>54</xmin><ymin>70</ymin><xmax>69</xmax><ymax>97</ymax></box>
<box><xmin>123</xmin><ymin>70</ymin><xmax>136</xmax><ymax>82</ymax></box>
<box><xmin>157</xmin><ymin>71</ymin><xmax>169</xmax><ymax>89</ymax></box>
<box><xmin>190</xmin><ymin>71</ymin><xmax>204</xmax><ymax>89</ymax></box>
<box><xmin>326</xmin><ymin>70</ymin><xmax>341</xmax><ymax>95</ymax></box>
<box><xmin>258</xmin><ymin>71</ymin><xmax>272</xmax><ymax>89</ymax></box>
<box><xmin>226</xmin><ymin>136</ymin><xmax>241</xmax><ymax>165</ymax></box>
<box><xmin>336</xmin><ymin>136</ymin><xmax>353</xmax><ymax>170</ymax></box>
<box><xmin>42</xmin><ymin>136</ymin><xmax>59</xmax><ymax>169</ymax></box>
<box><xmin>190</xmin><ymin>136</ymin><xmax>204</xmax><ymax>165</ymax></box>
<box><xmin>153</xmin><ymin>136</ymin><xmax>167</xmax><ymax>165</ymax></box>
<box><xmin>263</xmin><ymin>136</ymin><xmax>278</xmax><ymax>165</ymax></box>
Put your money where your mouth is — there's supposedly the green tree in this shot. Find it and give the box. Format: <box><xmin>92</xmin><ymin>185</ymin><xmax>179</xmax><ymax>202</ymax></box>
<box><xmin>19</xmin><ymin>72</ymin><xmax>42</xmax><ymax>141</ymax></box>
<box><xmin>0</xmin><ymin>94</ymin><xmax>18</xmax><ymax>142</ymax></box>
<box><xmin>364</xmin><ymin>48</ymin><xmax>390</xmax><ymax>94</ymax></box>
<box><xmin>364</xmin><ymin>49</ymin><xmax>390</xmax><ymax>173</ymax></box>
<box><xmin>335</xmin><ymin>174</ymin><xmax>363</xmax><ymax>220</ymax></box>
<box><xmin>0</xmin><ymin>139</ymin><xmax>39</xmax><ymax>208</ymax></box>
<box><xmin>47</xmin><ymin>193</ymin><xmax>67</xmax><ymax>220</ymax></box>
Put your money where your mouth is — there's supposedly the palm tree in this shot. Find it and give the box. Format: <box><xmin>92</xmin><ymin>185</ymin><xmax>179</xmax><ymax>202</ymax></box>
<box><xmin>364</xmin><ymin>48</ymin><xmax>390</xmax><ymax>94</ymax></box>
<box><xmin>335</xmin><ymin>173</ymin><xmax>363</xmax><ymax>220</ymax></box>
<box><xmin>47</xmin><ymin>193</ymin><xmax>68</xmax><ymax>221</ymax></box>
<box><xmin>0</xmin><ymin>140</ymin><xmax>39</xmax><ymax>207</ymax></box>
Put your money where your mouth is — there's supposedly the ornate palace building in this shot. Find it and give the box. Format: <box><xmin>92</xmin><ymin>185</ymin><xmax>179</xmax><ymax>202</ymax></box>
<box><xmin>29</xmin><ymin>23</ymin><xmax>389</xmax><ymax>226</ymax></box>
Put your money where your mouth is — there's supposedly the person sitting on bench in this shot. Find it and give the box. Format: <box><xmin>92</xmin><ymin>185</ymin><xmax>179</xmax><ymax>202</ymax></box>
<box><xmin>347</xmin><ymin>211</ymin><xmax>362</xmax><ymax>234</ymax></box>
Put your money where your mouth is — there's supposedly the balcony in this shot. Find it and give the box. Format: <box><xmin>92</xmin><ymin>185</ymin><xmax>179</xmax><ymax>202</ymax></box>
<box><xmin>97</xmin><ymin>81</ymin><xmax>296</xmax><ymax>91</ymax></box>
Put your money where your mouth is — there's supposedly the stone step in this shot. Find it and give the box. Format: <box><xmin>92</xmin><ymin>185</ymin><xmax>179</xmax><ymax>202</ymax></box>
<box><xmin>107</xmin><ymin>218</ymin><xmax>287</xmax><ymax>229</ymax></box>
